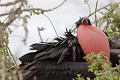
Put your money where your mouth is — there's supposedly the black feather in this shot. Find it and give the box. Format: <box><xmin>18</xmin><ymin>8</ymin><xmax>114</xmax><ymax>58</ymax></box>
<box><xmin>58</xmin><ymin>47</ymin><xmax>70</xmax><ymax>63</ymax></box>
<box><xmin>34</xmin><ymin>51</ymin><xmax>46</xmax><ymax>59</ymax></box>
<box><xmin>49</xmin><ymin>47</ymin><xmax>65</xmax><ymax>58</ymax></box>
<box><xmin>72</xmin><ymin>46</ymin><xmax>77</xmax><ymax>62</ymax></box>
<box><xmin>21</xmin><ymin>61</ymin><xmax>95</xmax><ymax>80</ymax></box>
<box><xmin>19</xmin><ymin>52</ymin><xmax>37</xmax><ymax>62</ymax></box>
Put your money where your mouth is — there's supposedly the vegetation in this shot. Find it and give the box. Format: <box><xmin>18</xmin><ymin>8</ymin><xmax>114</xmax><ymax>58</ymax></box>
<box><xmin>76</xmin><ymin>52</ymin><xmax>120</xmax><ymax>80</ymax></box>
<box><xmin>0</xmin><ymin>26</ymin><xmax>22</xmax><ymax>79</ymax></box>
<box><xmin>93</xmin><ymin>2</ymin><xmax>120</xmax><ymax>38</ymax></box>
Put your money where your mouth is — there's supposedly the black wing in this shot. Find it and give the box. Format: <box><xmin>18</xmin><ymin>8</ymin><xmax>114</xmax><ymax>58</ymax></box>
<box><xmin>20</xmin><ymin>61</ymin><xmax>95</xmax><ymax>80</ymax></box>
<box><xmin>19</xmin><ymin>29</ymin><xmax>85</xmax><ymax>65</ymax></box>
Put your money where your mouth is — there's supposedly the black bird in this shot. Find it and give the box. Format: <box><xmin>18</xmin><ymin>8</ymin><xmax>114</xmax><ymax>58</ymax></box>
<box><xmin>19</xmin><ymin>18</ymin><xmax>120</xmax><ymax>80</ymax></box>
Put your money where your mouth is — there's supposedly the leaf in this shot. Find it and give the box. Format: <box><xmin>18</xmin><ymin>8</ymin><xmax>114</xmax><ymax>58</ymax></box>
<box><xmin>0</xmin><ymin>21</ymin><xmax>4</xmax><ymax>27</ymax></box>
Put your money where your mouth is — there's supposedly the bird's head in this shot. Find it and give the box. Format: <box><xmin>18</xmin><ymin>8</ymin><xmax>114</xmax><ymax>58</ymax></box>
<box><xmin>75</xmin><ymin>17</ymin><xmax>91</xmax><ymax>28</ymax></box>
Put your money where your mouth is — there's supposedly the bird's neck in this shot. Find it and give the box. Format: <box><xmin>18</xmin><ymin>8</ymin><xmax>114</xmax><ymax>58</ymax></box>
<box><xmin>82</xmin><ymin>23</ymin><xmax>88</xmax><ymax>26</ymax></box>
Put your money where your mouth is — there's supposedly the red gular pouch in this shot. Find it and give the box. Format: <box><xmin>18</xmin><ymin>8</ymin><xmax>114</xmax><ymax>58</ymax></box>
<box><xmin>76</xmin><ymin>17</ymin><xmax>110</xmax><ymax>61</ymax></box>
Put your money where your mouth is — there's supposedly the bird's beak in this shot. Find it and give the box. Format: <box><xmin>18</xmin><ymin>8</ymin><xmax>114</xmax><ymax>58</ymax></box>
<box><xmin>81</xmin><ymin>17</ymin><xmax>88</xmax><ymax>25</ymax></box>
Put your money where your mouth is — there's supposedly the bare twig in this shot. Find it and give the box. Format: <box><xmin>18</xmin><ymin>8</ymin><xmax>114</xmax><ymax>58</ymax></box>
<box><xmin>0</xmin><ymin>0</ymin><xmax>67</xmax><ymax>17</ymax></box>
<box><xmin>94</xmin><ymin>0</ymin><xmax>99</xmax><ymax>27</ymax></box>
<box><xmin>0</xmin><ymin>12</ymin><xmax>9</xmax><ymax>17</ymax></box>
<box><xmin>7</xmin><ymin>46</ymin><xmax>17</xmax><ymax>66</ymax></box>
<box><xmin>88</xmin><ymin>3</ymin><xmax>112</xmax><ymax>17</ymax></box>
<box><xmin>0</xmin><ymin>4</ymin><xmax>23</xmax><ymax>34</ymax></box>
<box><xmin>43</xmin><ymin>14</ymin><xmax>59</xmax><ymax>37</ymax></box>
<box><xmin>49</xmin><ymin>0</ymin><xmax>67</xmax><ymax>11</ymax></box>
<box><xmin>0</xmin><ymin>0</ymin><xmax>67</xmax><ymax>35</ymax></box>
<box><xmin>87</xmin><ymin>3</ymin><xmax>91</xmax><ymax>14</ymax></box>
<box><xmin>85</xmin><ymin>1</ymin><xmax>91</xmax><ymax>15</ymax></box>
<box><xmin>0</xmin><ymin>0</ymin><xmax>23</xmax><ymax>6</ymax></box>
<box><xmin>37</xmin><ymin>27</ymin><xmax>44</xmax><ymax>42</ymax></box>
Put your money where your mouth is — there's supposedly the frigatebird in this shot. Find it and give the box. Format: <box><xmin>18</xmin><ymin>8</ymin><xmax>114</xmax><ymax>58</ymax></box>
<box><xmin>19</xmin><ymin>17</ymin><xmax>120</xmax><ymax>80</ymax></box>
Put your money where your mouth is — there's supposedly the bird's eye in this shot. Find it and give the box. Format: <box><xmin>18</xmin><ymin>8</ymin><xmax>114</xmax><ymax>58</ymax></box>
<box><xmin>87</xmin><ymin>18</ymin><xmax>92</xmax><ymax>25</ymax></box>
<box><xmin>75</xmin><ymin>18</ymin><xmax>82</xmax><ymax>28</ymax></box>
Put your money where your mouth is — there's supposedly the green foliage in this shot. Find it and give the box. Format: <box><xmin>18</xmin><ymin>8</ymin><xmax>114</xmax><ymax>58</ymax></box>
<box><xmin>0</xmin><ymin>29</ymin><xmax>14</xmax><ymax>67</ymax></box>
<box><xmin>0</xmin><ymin>54</ymin><xmax>23</xmax><ymax>80</ymax></box>
<box><xmin>26</xmin><ymin>4</ymin><xmax>44</xmax><ymax>16</ymax></box>
<box><xmin>0</xmin><ymin>21</ymin><xmax>4</xmax><ymax>26</ymax></box>
<box><xmin>94</xmin><ymin>2</ymin><xmax>120</xmax><ymax>38</ymax></box>
<box><xmin>76</xmin><ymin>52</ymin><xmax>120</xmax><ymax>80</ymax></box>
<box><xmin>0</xmin><ymin>29</ymin><xmax>23</xmax><ymax>79</ymax></box>
<box><xmin>31</xmin><ymin>9</ymin><xmax>44</xmax><ymax>15</ymax></box>
<box><xmin>76</xmin><ymin>74</ymin><xmax>85</xmax><ymax>80</ymax></box>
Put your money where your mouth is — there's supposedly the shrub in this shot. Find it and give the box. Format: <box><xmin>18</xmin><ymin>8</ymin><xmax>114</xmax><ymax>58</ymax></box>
<box><xmin>76</xmin><ymin>52</ymin><xmax>120</xmax><ymax>80</ymax></box>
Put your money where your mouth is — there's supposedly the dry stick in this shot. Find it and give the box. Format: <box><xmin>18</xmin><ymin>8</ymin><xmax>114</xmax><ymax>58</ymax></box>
<box><xmin>49</xmin><ymin>0</ymin><xmax>67</xmax><ymax>11</ymax></box>
<box><xmin>37</xmin><ymin>27</ymin><xmax>43</xmax><ymax>42</ymax></box>
<box><xmin>0</xmin><ymin>0</ymin><xmax>68</xmax><ymax>34</ymax></box>
<box><xmin>86</xmin><ymin>2</ymin><xmax>91</xmax><ymax>14</ymax></box>
<box><xmin>0</xmin><ymin>0</ymin><xmax>27</xmax><ymax>6</ymax></box>
<box><xmin>0</xmin><ymin>5</ymin><xmax>22</xmax><ymax>34</ymax></box>
<box><xmin>0</xmin><ymin>12</ymin><xmax>9</xmax><ymax>17</ymax></box>
<box><xmin>7</xmin><ymin>46</ymin><xmax>17</xmax><ymax>66</ymax></box>
<box><xmin>88</xmin><ymin>3</ymin><xmax>112</xmax><ymax>17</ymax></box>
<box><xmin>0</xmin><ymin>0</ymin><xmax>67</xmax><ymax>35</ymax></box>
<box><xmin>94</xmin><ymin>0</ymin><xmax>99</xmax><ymax>27</ymax></box>
<box><xmin>23</xmin><ymin>0</ymin><xmax>67</xmax><ymax>12</ymax></box>
<box><xmin>43</xmin><ymin>14</ymin><xmax>59</xmax><ymax>37</ymax></box>
<box><xmin>0</xmin><ymin>0</ymin><xmax>68</xmax><ymax>17</ymax></box>
<box><xmin>40</xmin><ymin>0</ymin><xmax>68</xmax><ymax>38</ymax></box>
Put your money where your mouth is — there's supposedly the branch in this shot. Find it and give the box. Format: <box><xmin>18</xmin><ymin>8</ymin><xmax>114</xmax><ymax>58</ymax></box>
<box><xmin>94</xmin><ymin>0</ymin><xmax>99</xmax><ymax>27</ymax></box>
<box><xmin>0</xmin><ymin>0</ymin><xmax>68</xmax><ymax>17</ymax></box>
<box><xmin>37</xmin><ymin>27</ymin><xmax>44</xmax><ymax>42</ymax></box>
<box><xmin>0</xmin><ymin>0</ymin><xmax>68</xmax><ymax>34</ymax></box>
<box><xmin>48</xmin><ymin>0</ymin><xmax>67</xmax><ymax>11</ymax></box>
<box><xmin>88</xmin><ymin>3</ymin><xmax>112</xmax><ymax>17</ymax></box>
<box><xmin>0</xmin><ymin>5</ymin><xmax>22</xmax><ymax>34</ymax></box>
<box><xmin>43</xmin><ymin>14</ymin><xmax>59</xmax><ymax>37</ymax></box>
<box><xmin>84</xmin><ymin>1</ymin><xmax>91</xmax><ymax>15</ymax></box>
<box><xmin>0</xmin><ymin>0</ymin><xmax>27</xmax><ymax>6</ymax></box>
